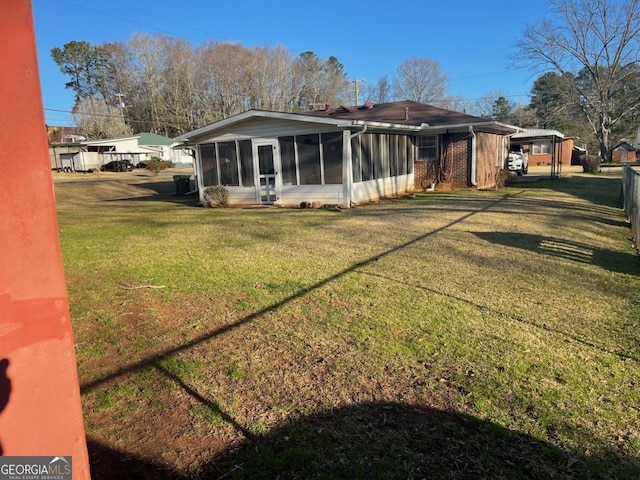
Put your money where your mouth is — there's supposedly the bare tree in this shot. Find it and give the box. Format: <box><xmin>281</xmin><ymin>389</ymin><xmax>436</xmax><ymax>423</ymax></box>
<box><xmin>364</xmin><ymin>75</ymin><xmax>391</xmax><ymax>104</ymax></box>
<box><xmin>514</xmin><ymin>0</ymin><xmax>640</xmax><ymax>158</ymax></box>
<box><xmin>72</xmin><ymin>96</ymin><xmax>132</xmax><ymax>139</ymax></box>
<box><xmin>392</xmin><ymin>57</ymin><xmax>448</xmax><ymax>104</ymax></box>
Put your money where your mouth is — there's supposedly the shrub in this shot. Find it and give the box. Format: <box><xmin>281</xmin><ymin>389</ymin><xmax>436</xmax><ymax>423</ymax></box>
<box><xmin>147</xmin><ymin>156</ymin><xmax>172</xmax><ymax>176</ymax></box>
<box><xmin>582</xmin><ymin>155</ymin><xmax>601</xmax><ymax>173</ymax></box>
<box><xmin>202</xmin><ymin>186</ymin><xmax>230</xmax><ymax>208</ymax></box>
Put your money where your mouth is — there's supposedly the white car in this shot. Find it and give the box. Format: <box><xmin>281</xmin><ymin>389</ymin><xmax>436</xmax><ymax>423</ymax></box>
<box><xmin>507</xmin><ymin>152</ymin><xmax>528</xmax><ymax>176</ymax></box>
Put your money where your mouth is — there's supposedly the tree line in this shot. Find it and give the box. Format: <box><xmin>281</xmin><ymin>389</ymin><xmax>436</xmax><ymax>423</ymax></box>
<box><xmin>52</xmin><ymin>0</ymin><xmax>640</xmax><ymax>160</ymax></box>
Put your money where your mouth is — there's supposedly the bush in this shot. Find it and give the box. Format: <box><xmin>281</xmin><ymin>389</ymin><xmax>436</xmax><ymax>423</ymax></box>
<box><xmin>582</xmin><ymin>155</ymin><xmax>601</xmax><ymax>173</ymax></box>
<box><xmin>495</xmin><ymin>168</ymin><xmax>511</xmax><ymax>189</ymax></box>
<box><xmin>202</xmin><ymin>186</ymin><xmax>230</xmax><ymax>208</ymax></box>
<box><xmin>147</xmin><ymin>156</ymin><xmax>172</xmax><ymax>176</ymax></box>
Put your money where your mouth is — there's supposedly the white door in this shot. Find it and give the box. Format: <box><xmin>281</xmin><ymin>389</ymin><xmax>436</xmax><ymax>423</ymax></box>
<box><xmin>255</xmin><ymin>141</ymin><xmax>279</xmax><ymax>204</ymax></box>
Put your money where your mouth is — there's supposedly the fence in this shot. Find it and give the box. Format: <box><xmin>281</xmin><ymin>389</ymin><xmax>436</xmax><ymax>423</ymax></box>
<box><xmin>621</xmin><ymin>165</ymin><xmax>640</xmax><ymax>253</ymax></box>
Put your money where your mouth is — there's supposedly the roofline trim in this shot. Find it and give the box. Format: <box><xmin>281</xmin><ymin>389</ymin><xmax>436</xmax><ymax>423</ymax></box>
<box><xmin>173</xmin><ymin>110</ymin><xmax>522</xmax><ymax>142</ymax></box>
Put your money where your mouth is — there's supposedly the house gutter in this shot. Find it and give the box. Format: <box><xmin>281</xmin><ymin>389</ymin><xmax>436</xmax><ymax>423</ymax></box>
<box><xmin>469</xmin><ymin>125</ymin><xmax>478</xmax><ymax>186</ymax></box>
<box><xmin>350</xmin><ymin>121</ymin><xmax>368</xmax><ymax>138</ymax></box>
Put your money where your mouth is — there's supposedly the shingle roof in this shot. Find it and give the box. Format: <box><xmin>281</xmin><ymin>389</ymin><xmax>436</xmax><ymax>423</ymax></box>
<box><xmin>302</xmin><ymin>100</ymin><xmax>488</xmax><ymax>127</ymax></box>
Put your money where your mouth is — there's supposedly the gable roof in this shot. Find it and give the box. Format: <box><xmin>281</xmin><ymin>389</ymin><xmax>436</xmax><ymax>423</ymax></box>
<box><xmin>174</xmin><ymin>101</ymin><xmax>520</xmax><ymax>143</ymax></box>
<box><xmin>612</xmin><ymin>141</ymin><xmax>636</xmax><ymax>151</ymax></box>
<box><xmin>137</xmin><ymin>132</ymin><xmax>172</xmax><ymax>146</ymax></box>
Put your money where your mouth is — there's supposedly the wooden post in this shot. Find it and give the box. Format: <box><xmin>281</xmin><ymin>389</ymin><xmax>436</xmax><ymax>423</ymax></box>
<box><xmin>0</xmin><ymin>1</ymin><xmax>91</xmax><ymax>478</ymax></box>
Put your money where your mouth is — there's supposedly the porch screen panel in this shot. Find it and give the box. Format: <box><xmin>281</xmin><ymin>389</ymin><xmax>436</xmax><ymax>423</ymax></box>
<box><xmin>238</xmin><ymin>140</ymin><xmax>254</xmax><ymax>186</ymax></box>
<box><xmin>374</xmin><ymin>134</ymin><xmax>390</xmax><ymax>179</ymax></box>
<box><xmin>361</xmin><ymin>134</ymin><xmax>373</xmax><ymax>181</ymax></box>
<box><xmin>407</xmin><ymin>135</ymin><xmax>414</xmax><ymax>174</ymax></box>
<box><xmin>279</xmin><ymin>136</ymin><xmax>297</xmax><ymax>185</ymax></box>
<box><xmin>398</xmin><ymin>136</ymin><xmax>408</xmax><ymax>175</ymax></box>
<box><xmin>200</xmin><ymin>143</ymin><xmax>219</xmax><ymax>186</ymax></box>
<box><xmin>322</xmin><ymin>132</ymin><xmax>343</xmax><ymax>184</ymax></box>
<box><xmin>297</xmin><ymin>134</ymin><xmax>321</xmax><ymax>185</ymax></box>
<box><xmin>389</xmin><ymin>135</ymin><xmax>398</xmax><ymax>177</ymax></box>
<box><xmin>351</xmin><ymin>136</ymin><xmax>362</xmax><ymax>182</ymax></box>
<box><xmin>218</xmin><ymin>141</ymin><xmax>240</xmax><ymax>186</ymax></box>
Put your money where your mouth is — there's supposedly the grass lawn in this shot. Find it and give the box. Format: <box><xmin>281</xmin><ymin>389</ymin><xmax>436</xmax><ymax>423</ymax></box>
<box><xmin>55</xmin><ymin>170</ymin><xmax>640</xmax><ymax>479</ymax></box>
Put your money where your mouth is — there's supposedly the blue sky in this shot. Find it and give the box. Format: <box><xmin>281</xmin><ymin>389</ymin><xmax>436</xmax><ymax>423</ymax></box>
<box><xmin>33</xmin><ymin>0</ymin><xmax>549</xmax><ymax>126</ymax></box>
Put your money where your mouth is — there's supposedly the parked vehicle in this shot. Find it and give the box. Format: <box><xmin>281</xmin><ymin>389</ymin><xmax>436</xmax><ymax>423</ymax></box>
<box><xmin>507</xmin><ymin>151</ymin><xmax>528</xmax><ymax>176</ymax></box>
<box><xmin>100</xmin><ymin>160</ymin><xmax>133</xmax><ymax>172</ymax></box>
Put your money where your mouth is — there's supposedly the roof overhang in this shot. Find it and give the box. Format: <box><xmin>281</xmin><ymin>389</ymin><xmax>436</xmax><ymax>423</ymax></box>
<box><xmin>420</xmin><ymin>121</ymin><xmax>521</xmax><ymax>136</ymax></box>
<box><xmin>512</xmin><ymin>128</ymin><xmax>565</xmax><ymax>141</ymax></box>
<box><xmin>173</xmin><ymin>110</ymin><xmax>521</xmax><ymax>144</ymax></box>
<box><xmin>174</xmin><ymin>110</ymin><xmax>361</xmax><ymax>143</ymax></box>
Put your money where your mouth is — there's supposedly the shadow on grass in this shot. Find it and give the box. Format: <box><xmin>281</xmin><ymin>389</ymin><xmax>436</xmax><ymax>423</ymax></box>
<box><xmin>516</xmin><ymin>174</ymin><xmax>623</xmax><ymax>209</ymax></box>
<box><xmin>472</xmin><ymin>231</ymin><xmax>639</xmax><ymax>276</ymax></box>
<box><xmin>77</xmin><ymin>187</ymin><xmax>638</xmax><ymax>479</ymax></box>
<box><xmin>87</xmin><ymin>401</ymin><xmax>636</xmax><ymax>479</ymax></box>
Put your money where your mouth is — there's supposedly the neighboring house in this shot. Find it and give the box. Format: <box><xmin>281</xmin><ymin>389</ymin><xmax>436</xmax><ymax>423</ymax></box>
<box><xmin>46</xmin><ymin>125</ymin><xmax>82</xmax><ymax>144</ymax></box>
<box><xmin>611</xmin><ymin>141</ymin><xmax>637</xmax><ymax>163</ymax></box>
<box><xmin>49</xmin><ymin>132</ymin><xmax>193</xmax><ymax>171</ymax></box>
<box><xmin>571</xmin><ymin>145</ymin><xmax>588</xmax><ymax>166</ymax></box>
<box><xmin>173</xmin><ymin>101</ymin><xmax>520</xmax><ymax>208</ymax></box>
<box><xmin>511</xmin><ymin>129</ymin><xmax>572</xmax><ymax>177</ymax></box>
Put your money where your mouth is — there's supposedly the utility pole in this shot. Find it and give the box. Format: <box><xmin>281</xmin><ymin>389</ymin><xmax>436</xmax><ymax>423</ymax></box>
<box><xmin>351</xmin><ymin>78</ymin><xmax>365</xmax><ymax>107</ymax></box>
<box><xmin>115</xmin><ymin>93</ymin><xmax>126</xmax><ymax>124</ymax></box>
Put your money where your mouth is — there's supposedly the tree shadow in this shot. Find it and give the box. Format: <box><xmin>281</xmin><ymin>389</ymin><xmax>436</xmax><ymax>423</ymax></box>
<box><xmin>472</xmin><ymin>231</ymin><xmax>639</xmax><ymax>276</ymax></box>
<box><xmin>86</xmin><ymin>438</ymin><xmax>185</xmax><ymax>480</ymax></box>
<box><xmin>87</xmin><ymin>401</ymin><xmax>637</xmax><ymax>479</ymax></box>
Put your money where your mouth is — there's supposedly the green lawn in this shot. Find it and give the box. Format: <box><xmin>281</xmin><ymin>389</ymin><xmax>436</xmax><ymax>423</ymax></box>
<box><xmin>55</xmin><ymin>172</ymin><xmax>640</xmax><ymax>479</ymax></box>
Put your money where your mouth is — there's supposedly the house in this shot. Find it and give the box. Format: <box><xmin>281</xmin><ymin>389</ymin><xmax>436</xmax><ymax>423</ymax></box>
<box><xmin>611</xmin><ymin>141</ymin><xmax>637</xmax><ymax>163</ymax></box>
<box><xmin>49</xmin><ymin>132</ymin><xmax>193</xmax><ymax>171</ymax></box>
<box><xmin>46</xmin><ymin>125</ymin><xmax>83</xmax><ymax>144</ymax></box>
<box><xmin>511</xmin><ymin>129</ymin><xmax>573</xmax><ymax>177</ymax></box>
<box><xmin>173</xmin><ymin>101</ymin><xmax>520</xmax><ymax>208</ymax></box>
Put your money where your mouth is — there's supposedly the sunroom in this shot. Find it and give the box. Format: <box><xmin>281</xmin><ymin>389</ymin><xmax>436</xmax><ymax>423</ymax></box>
<box><xmin>174</xmin><ymin>110</ymin><xmax>420</xmax><ymax>208</ymax></box>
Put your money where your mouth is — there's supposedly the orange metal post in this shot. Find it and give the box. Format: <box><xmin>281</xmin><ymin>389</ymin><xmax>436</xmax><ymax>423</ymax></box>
<box><xmin>0</xmin><ymin>1</ymin><xmax>90</xmax><ymax>478</ymax></box>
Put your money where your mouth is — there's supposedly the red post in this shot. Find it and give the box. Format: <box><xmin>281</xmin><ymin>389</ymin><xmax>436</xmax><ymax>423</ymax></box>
<box><xmin>0</xmin><ymin>1</ymin><xmax>90</xmax><ymax>478</ymax></box>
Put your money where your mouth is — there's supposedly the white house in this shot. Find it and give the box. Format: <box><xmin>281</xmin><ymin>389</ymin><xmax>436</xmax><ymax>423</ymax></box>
<box><xmin>173</xmin><ymin>101</ymin><xmax>520</xmax><ymax>208</ymax></box>
<box><xmin>50</xmin><ymin>132</ymin><xmax>193</xmax><ymax>171</ymax></box>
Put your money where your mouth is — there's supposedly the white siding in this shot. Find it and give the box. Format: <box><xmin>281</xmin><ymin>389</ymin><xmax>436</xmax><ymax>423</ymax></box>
<box><xmin>277</xmin><ymin>185</ymin><xmax>342</xmax><ymax>207</ymax></box>
<box><xmin>351</xmin><ymin>174</ymin><xmax>415</xmax><ymax>204</ymax></box>
<box><xmin>200</xmin><ymin>186</ymin><xmax>256</xmax><ymax>205</ymax></box>
<box><xmin>200</xmin><ymin>185</ymin><xmax>343</xmax><ymax>207</ymax></box>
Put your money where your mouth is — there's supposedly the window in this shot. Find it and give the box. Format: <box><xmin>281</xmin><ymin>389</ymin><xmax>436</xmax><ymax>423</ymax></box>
<box><xmin>218</xmin><ymin>141</ymin><xmax>239</xmax><ymax>186</ymax></box>
<box><xmin>238</xmin><ymin>140</ymin><xmax>254</xmax><ymax>186</ymax></box>
<box><xmin>322</xmin><ymin>132</ymin><xmax>343</xmax><ymax>184</ymax></box>
<box><xmin>279</xmin><ymin>136</ymin><xmax>297</xmax><ymax>185</ymax></box>
<box><xmin>417</xmin><ymin>135</ymin><xmax>437</xmax><ymax>161</ymax></box>
<box><xmin>532</xmin><ymin>142</ymin><xmax>551</xmax><ymax>154</ymax></box>
<box><xmin>297</xmin><ymin>134</ymin><xmax>321</xmax><ymax>185</ymax></box>
<box><xmin>200</xmin><ymin>143</ymin><xmax>218</xmax><ymax>186</ymax></box>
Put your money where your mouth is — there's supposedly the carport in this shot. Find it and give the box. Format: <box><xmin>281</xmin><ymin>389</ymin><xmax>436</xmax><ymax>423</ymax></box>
<box><xmin>511</xmin><ymin>129</ymin><xmax>572</xmax><ymax>178</ymax></box>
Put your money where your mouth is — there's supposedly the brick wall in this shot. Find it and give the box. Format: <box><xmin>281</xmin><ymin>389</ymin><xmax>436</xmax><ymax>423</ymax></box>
<box><xmin>447</xmin><ymin>132</ymin><xmax>470</xmax><ymax>189</ymax></box>
<box><xmin>413</xmin><ymin>132</ymin><xmax>507</xmax><ymax>190</ymax></box>
<box><xmin>476</xmin><ymin>132</ymin><xmax>502</xmax><ymax>189</ymax></box>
